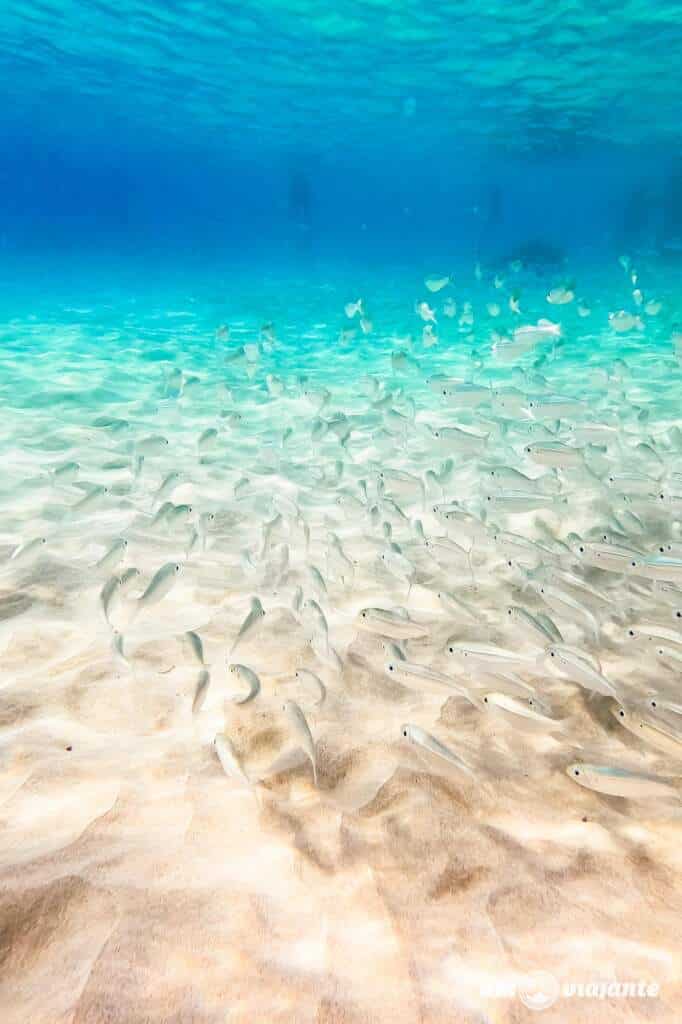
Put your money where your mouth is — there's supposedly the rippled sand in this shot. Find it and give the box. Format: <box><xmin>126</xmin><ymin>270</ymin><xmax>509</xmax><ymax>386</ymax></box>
<box><xmin>1</xmin><ymin>265</ymin><xmax>682</xmax><ymax>1022</ymax></box>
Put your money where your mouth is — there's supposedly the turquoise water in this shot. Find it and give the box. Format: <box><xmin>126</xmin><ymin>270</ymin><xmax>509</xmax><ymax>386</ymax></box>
<box><xmin>3</xmin><ymin>2</ymin><xmax>682</xmax><ymax>256</ymax></box>
<box><xmin>3</xmin><ymin>5</ymin><xmax>682</xmax><ymax>1023</ymax></box>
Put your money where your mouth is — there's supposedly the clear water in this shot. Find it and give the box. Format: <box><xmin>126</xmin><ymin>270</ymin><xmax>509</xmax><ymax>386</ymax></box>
<box><xmin>3</xmin><ymin>1</ymin><xmax>682</xmax><ymax>260</ymax></box>
<box><xmin>3</xmin><ymin>4</ymin><xmax>682</xmax><ymax>1022</ymax></box>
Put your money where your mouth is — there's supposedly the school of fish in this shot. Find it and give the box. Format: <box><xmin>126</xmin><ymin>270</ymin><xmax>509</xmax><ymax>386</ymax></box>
<box><xmin>2</xmin><ymin>253</ymin><xmax>682</xmax><ymax>810</ymax></box>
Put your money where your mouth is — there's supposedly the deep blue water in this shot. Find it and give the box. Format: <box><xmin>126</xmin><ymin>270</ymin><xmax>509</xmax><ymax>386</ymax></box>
<box><xmin>2</xmin><ymin>1</ymin><xmax>682</xmax><ymax>271</ymax></box>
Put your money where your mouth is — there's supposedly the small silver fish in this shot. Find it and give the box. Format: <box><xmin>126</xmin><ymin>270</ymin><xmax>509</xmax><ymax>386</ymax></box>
<box><xmin>198</xmin><ymin>427</ymin><xmax>218</xmax><ymax>450</ymax></box>
<box><xmin>301</xmin><ymin>598</ymin><xmax>329</xmax><ymax>646</ymax></box>
<box><xmin>153</xmin><ymin>471</ymin><xmax>181</xmax><ymax>502</ymax></box>
<box><xmin>214</xmin><ymin>733</ymin><xmax>250</xmax><ymax>784</ymax></box>
<box><xmin>546</xmin><ymin>645</ymin><xmax>617</xmax><ymax>698</ymax></box>
<box><xmin>355</xmin><ymin>607</ymin><xmax>429</xmax><ymax>640</ymax></box>
<box><xmin>282</xmin><ymin>699</ymin><xmax>317</xmax><ymax>785</ymax></box>
<box><xmin>137</xmin><ymin>561</ymin><xmax>182</xmax><ymax>610</ymax></box>
<box><xmin>294</xmin><ymin>668</ymin><xmax>327</xmax><ymax>705</ymax></box>
<box><xmin>230</xmin><ymin>597</ymin><xmax>266</xmax><ymax>656</ymax></box>
<box><xmin>184</xmin><ymin>630</ymin><xmax>206</xmax><ymax>665</ymax></box>
<box><xmin>100</xmin><ymin>574</ymin><xmax>123</xmax><ymax>627</ymax></box>
<box><xmin>192</xmin><ymin>669</ymin><xmax>211</xmax><ymax>713</ymax></box>
<box><xmin>611</xmin><ymin>703</ymin><xmax>682</xmax><ymax>760</ymax></box>
<box><xmin>484</xmin><ymin>491</ymin><xmax>567</xmax><ymax>514</ymax></box>
<box><xmin>70</xmin><ymin>485</ymin><xmax>109</xmax><ymax>516</ymax></box>
<box><xmin>506</xmin><ymin>606</ymin><xmax>563</xmax><ymax>644</ymax></box>
<box><xmin>386</xmin><ymin>660</ymin><xmax>478</xmax><ymax>705</ymax></box>
<box><xmin>482</xmin><ymin>691</ymin><xmax>563</xmax><ymax>732</ymax></box>
<box><xmin>227</xmin><ymin>663</ymin><xmax>261</xmax><ymax>704</ymax></box>
<box><xmin>137</xmin><ymin>435</ymin><xmax>169</xmax><ymax>456</ymax></box>
<box><xmin>567</xmin><ymin>762</ymin><xmax>677</xmax><ymax>799</ymax></box>
<box><xmin>401</xmin><ymin>723</ymin><xmax>475</xmax><ymax>777</ymax></box>
<box><xmin>447</xmin><ymin>641</ymin><xmax>536</xmax><ymax>673</ymax></box>
<box><xmin>49</xmin><ymin>460</ymin><xmax>80</xmax><ymax>483</ymax></box>
<box><xmin>111</xmin><ymin>630</ymin><xmax>131</xmax><ymax>674</ymax></box>
<box><xmin>8</xmin><ymin>536</ymin><xmax>47</xmax><ymax>566</ymax></box>
<box><xmin>94</xmin><ymin>537</ymin><xmax>128</xmax><ymax>572</ymax></box>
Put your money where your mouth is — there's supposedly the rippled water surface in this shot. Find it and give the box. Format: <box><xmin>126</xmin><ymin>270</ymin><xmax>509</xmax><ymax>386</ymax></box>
<box><xmin>3</xmin><ymin>0</ymin><xmax>682</xmax><ymax>150</ymax></box>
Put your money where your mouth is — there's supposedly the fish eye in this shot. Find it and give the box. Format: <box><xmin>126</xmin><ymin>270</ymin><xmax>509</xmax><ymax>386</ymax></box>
<box><xmin>402</xmin><ymin>728</ymin><xmax>408</xmax><ymax>738</ymax></box>
<box><xmin>361</xmin><ymin>612</ymin><xmax>366</xmax><ymax>618</ymax></box>
<box><xmin>574</xmin><ymin>768</ymin><xmax>580</xmax><ymax>776</ymax></box>
<box><xmin>174</xmin><ymin>563</ymin><xmax>181</xmax><ymax>571</ymax></box>
<box><xmin>578</xmin><ymin>546</ymin><xmax>584</xmax><ymax>553</ymax></box>
<box><xmin>507</xmin><ymin>608</ymin><xmax>512</xmax><ymax>615</ymax></box>
<box><xmin>448</xmin><ymin>646</ymin><xmax>454</xmax><ymax>653</ymax></box>
<box><xmin>676</xmin><ymin>611</ymin><xmax>681</xmax><ymax>618</ymax></box>
<box><xmin>550</xmin><ymin>651</ymin><xmax>555</xmax><ymax>657</ymax></box>
<box><xmin>619</xmin><ymin>709</ymin><xmax>625</xmax><ymax>717</ymax></box>
<box><xmin>651</xmin><ymin>700</ymin><xmax>657</xmax><ymax>708</ymax></box>
<box><xmin>483</xmin><ymin>696</ymin><xmax>488</xmax><ymax>703</ymax></box>
<box><xmin>659</xmin><ymin>494</ymin><xmax>665</xmax><ymax>501</ymax></box>
<box><xmin>631</xmin><ymin>561</ymin><xmax>637</xmax><ymax>567</ymax></box>
<box><xmin>388</xmin><ymin>665</ymin><xmax>394</xmax><ymax>672</ymax></box>
<box><xmin>628</xmin><ymin>629</ymin><xmax>635</xmax><ymax>637</ymax></box>
<box><xmin>507</xmin><ymin>560</ymin><xmax>512</xmax><ymax>567</ymax></box>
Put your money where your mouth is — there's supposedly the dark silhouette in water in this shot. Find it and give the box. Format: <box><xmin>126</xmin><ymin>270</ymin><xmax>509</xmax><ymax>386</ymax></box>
<box><xmin>288</xmin><ymin>169</ymin><xmax>313</xmax><ymax>253</ymax></box>
<box><xmin>474</xmin><ymin>184</ymin><xmax>504</xmax><ymax>258</ymax></box>
<box><xmin>660</xmin><ymin>162</ymin><xmax>682</xmax><ymax>256</ymax></box>
<box><xmin>501</xmin><ymin>238</ymin><xmax>566</xmax><ymax>272</ymax></box>
<box><xmin>621</xmin><ymin>183</ymin><xmax>655</xmax><ymax>250</ymax></box>
<box><xmin>487</xmin><ymin>185</ymin><xmax>503</xmax><ymax>226</ymax></box>
<box><xmin>289</xmin><ymin>171</ymin><xmax>311</xmax><ymax>226</ymax></box>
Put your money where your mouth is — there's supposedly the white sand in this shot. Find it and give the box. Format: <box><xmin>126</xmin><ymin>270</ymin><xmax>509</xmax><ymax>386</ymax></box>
<box><xmin>1</xmin><ymin>291</ymin><xmax>682</xmax><ymax>1022</ymax></box>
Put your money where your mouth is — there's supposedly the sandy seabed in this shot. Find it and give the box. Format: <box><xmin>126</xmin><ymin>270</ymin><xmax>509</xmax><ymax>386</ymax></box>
<box><xmin>1</xmin><ymin>274</ymin><xmax>682</xmax><ymax>1023</ymax></box>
